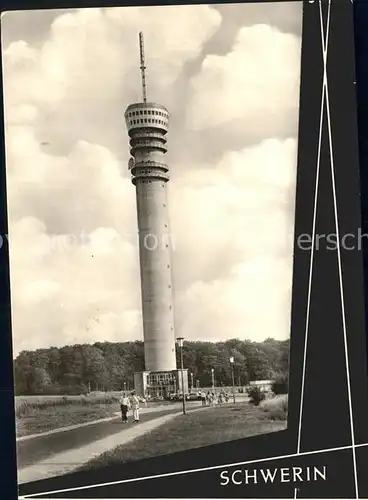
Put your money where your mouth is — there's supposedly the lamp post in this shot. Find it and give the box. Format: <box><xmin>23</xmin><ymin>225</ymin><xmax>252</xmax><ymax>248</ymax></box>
<box><xmin>177</xmin><ymin>337</ymin><xmax>187</xmax><ymax>415</ymax></box>
<box><xmin>230</xmin><ymin>356</ymin><xmax>236</xmax><ymax>404</ymax></box>
<box><xmin>211</xmin><ymin>368</ymin><xmax>215</xmax><ymax>391</ymax></box>
<box><xmin>190</xmin><ymin>372</ymin><xmax>194</xmax><ymax>391</ymax></box>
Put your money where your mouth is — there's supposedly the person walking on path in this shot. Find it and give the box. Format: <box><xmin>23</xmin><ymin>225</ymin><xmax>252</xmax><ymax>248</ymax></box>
<box><xmin>218</xmin><ymin>392</ymin><xmax>224</xmax><ymax>406</ymax></box>
<box><xmin>200</xmin><ymin>391</ymin><xmax>206</xmax><ymax>406</ymax></box>
<box><xmin>129</xmin><ymin>391</ymin><xmax>140</xmax><ymax>423</ymax></box>
<box><xmin>211</xmin><ymin>392</ymin><xmax>216</xmax><ymax>406</ymax></box>
<box><xmin>119</xmin><ymin>392</ymin><xmax>130</xmax><ymax>423</ymax></box>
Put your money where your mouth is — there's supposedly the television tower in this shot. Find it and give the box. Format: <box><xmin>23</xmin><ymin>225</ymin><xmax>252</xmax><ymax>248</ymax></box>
<box><xmin>125</xmin><ymin>33</ymin><xmax>185</xmax><ymax>398</ymax></box>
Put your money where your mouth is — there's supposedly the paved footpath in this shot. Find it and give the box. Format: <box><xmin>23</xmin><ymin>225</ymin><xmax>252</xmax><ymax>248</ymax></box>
<box><xmin>17</xmin><ymin>402</ymin><xmax>200</xmax><ymax>442</ymax></box>
<box><xmin>17</xmin><ymin>405</ymin><xmax>198</xmax><ymax>469</ymax></box>
<box><xmin>18</xmin><ymin>411</ymin><xmax>181</xmax><ymax>484</ymax></box>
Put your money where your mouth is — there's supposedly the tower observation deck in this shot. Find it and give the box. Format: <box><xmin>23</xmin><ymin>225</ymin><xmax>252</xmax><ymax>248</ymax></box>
<box><xmin>125</xmin><ymin>102</ymin><xmax>170</xmax><ymax>185</ymax></box>
<box><xmin>124</xmin><ymin>33</ymin><xmax>178</xmax><ymax>379</ymax></box>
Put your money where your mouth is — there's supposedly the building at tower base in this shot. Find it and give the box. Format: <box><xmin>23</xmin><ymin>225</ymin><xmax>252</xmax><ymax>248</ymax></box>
<box><xmin>134</xmin><ymin>370</ymin><xmax>189</xmax><ymax>399</ymax></box>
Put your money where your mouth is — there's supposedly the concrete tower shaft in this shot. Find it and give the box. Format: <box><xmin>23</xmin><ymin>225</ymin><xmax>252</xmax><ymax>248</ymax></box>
<box><xmin>125</xmin><ymin>102</ymin><xmax>177</xmax><ymax>372</ymax></box>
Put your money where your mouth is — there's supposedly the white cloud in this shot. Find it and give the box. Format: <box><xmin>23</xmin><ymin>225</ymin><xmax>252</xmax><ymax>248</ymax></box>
<box><xmin>6</xmin><ymin>132</ymin><xmax>297</xmax><ymax>354</ymax></box>
<box><xmin>2</xmin><ymin>5</ymin><xmax>222</xmax><ymax>112</ymax></box>
<box><xmin>177</xmin><ymin>256</ymin><xmax>292</xmax><ymax>342</ymax></box>
<box><xmin>5</xmin><ymin>126</ymin><xmax>135</xmax><ymax>234</ymax></box>
<box><xmin>9</xmin><ymin>210</ymin><xmax>142</xmax><ymax>353</ymax></box>
<box><xmin>187</xmin><ymin>24</ymin><xmax>301</xmax><ymax>131</ymax></box>
<box><xmin>170</xmin><ymin>138</ymin><xmax>296</xmax><ymax>284</ymax></box>
<box><xmin>1</xmin><ymin>4</ymin><xmax>301</xmax><ymax>355</ymax></box>
<box><xmin>170</xmin><ymin>138</ymin><xmax>297</xmax><ymax>341</ymax></box>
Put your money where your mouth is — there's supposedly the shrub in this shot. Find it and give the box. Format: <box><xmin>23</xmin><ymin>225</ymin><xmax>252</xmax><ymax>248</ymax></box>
<box><xmin>272</xmin><ymin>374</ymin><xmax>288</xmax><ymax>395</ymax></box>
<box><xmin>248</xmin><ymin>386</ymin><xmax>266</xmax><ymax>406</ymax></box>
<box><xmin>260</xmin><ymin>394</ymin><xmax>288</xmax><ymax>420</ymax></box>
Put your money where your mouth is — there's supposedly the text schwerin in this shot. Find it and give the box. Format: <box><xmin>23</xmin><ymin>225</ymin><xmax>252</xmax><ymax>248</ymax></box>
<box><xmin>220</xmin><ymin>465</ymin><xmax>327</xmax><ymax>486</ymax></box>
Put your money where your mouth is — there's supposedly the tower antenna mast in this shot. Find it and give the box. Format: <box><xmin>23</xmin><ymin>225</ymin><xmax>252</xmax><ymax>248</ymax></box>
<box><xmin>139</xmin><ymin>32</ymin><xmax>147</xmax><ymax>103</ymax></box>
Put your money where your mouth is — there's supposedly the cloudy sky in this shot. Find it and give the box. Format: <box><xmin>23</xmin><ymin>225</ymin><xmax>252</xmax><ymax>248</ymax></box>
<box><xmin>1</xmin><ymin>2</ymin><xmax>302</xmax><ymax>356</ymax></box>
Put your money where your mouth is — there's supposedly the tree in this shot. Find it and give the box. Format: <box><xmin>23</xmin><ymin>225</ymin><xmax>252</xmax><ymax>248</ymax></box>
<box><xmin>245</xmin><ymin>345</ymin><xmax>274</xmax><ymax>381</ymax></box>
<box><xmin>47</xmin><ymin>347</ymin><xmax>61</xmax><ymax>383</ymax></box>
<box><xmin>29</xmin><ymin>367</ymin><xmax>52</xmax><ymax>394</ymax></box>
<box><xmin>83</xmin><ymin>345</ymin><xmax>107</xmax><ymax>392</ymax></box>
<box><xmin>13</xmin><ymin>338</ymin><xmax>290</xmax><ymax>395</ymax></box>
<box><xmin>59</xmin><ymin>346</ymin><xmax>83</xmax><ymax>386</ymax></box>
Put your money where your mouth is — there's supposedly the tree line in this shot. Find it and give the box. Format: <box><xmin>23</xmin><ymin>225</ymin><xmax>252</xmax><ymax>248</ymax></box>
<box><xmin>14</xmin><ymin>338</ymin><xmax>289</xmax><ymax>395</ymax></box>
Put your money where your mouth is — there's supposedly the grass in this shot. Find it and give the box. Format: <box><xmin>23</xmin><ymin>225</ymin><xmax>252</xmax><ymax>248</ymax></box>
<box><xmin>15</xmin><ymin>393</ymin><xmax>287</xmax><ymax>439</ymax></box>
<box><xmin>15</xmin><ymin>393</ymin><xmax>122</xmax><ymax>415</ymax></box>
<box><xmin>15</xmin><ymin>394</ymin><xmax>122</xmax><ymax>437</ymax></box>
<box><xmin>259</xmin><ymin>394</ymin><xmax>288</xmax><ymax>421</ymax></box>
<box><xmin>82</xmin><ymin>401</ymin><xmax>287</xmax><ymax>470</ymax></box>
<box><xmin>15</xmin><ymin>394</ymin><xmax>184</xmax><ymax>437</ymax></box>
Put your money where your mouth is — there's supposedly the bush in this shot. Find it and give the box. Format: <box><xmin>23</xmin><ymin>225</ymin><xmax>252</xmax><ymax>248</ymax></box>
<box><xmin>248</xmin><ymin>386</ymin><xmax>266</xmax><ymax>406</ymax></box>
<box><xmin>272</xmin><ymin>375</ymin><xmax>288</xmax><ymax>395</ymax></box>
<box><xmin>260</xmin><ymin>394</ymin><xmax>288</xmax><ymax>420</ymax></box>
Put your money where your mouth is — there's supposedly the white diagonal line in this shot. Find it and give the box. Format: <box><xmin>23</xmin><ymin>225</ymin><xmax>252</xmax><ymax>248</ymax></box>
<box><xmin>321</xmin><ymin>0</ymin><xmax>359</xmax><ymax>497</ymax></box>
<box><xmin>21</xmin><ymin>442</ymin><xmax>368</xmax><ymax>498</ymax></box>
<box><xmin>296</xmin><ymin>0</ymin><xmax>327</xmax><ymax>457</ymax></box>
